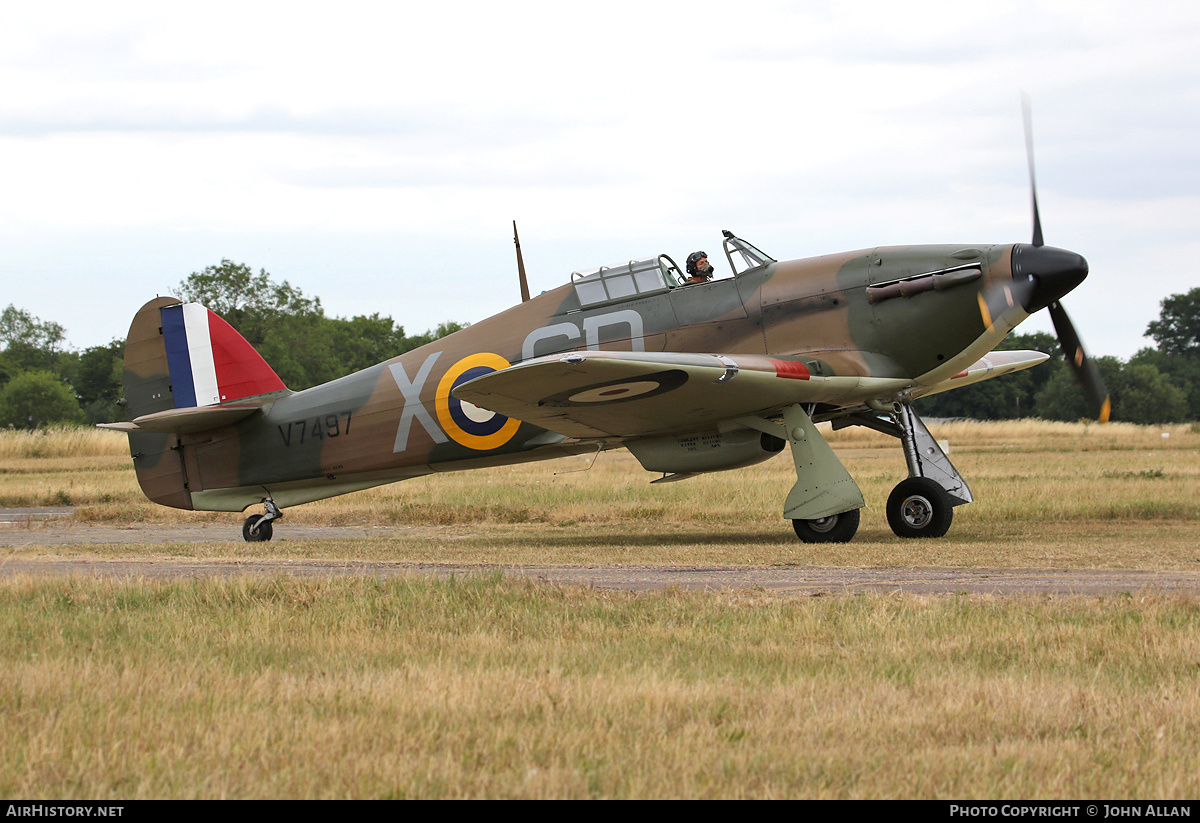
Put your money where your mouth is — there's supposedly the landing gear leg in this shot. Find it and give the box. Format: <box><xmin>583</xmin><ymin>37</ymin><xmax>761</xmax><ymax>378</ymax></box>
<box><xmin>242</xmin><ymin>499</ymin><xmax>282</xmax><ymax>542</ymax></box>
<box><xmin>835</xmin><ymin>401</ymin><xmax>973</xmax><ymax>539</ymax></box>
<box><xmin>889</xmin><ymin>403</ymin><xmax>971</xmax><ymax>539</ymax></box>
<box><xmin>735</xmin><ymin>404</ymin><xmax>866</xmax><ymax>544</ymax></box>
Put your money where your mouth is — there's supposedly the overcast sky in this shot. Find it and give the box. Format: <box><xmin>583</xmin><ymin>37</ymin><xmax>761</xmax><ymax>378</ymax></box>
<box><xmin>2</xmin><ymin>0</ymin><xmax>1197</xmax><ymax>360</ymax></box>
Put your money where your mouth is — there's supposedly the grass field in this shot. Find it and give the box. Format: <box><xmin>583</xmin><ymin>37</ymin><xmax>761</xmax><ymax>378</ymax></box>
<box><xmin>4</xmin><ymin>420</ymin><xmax>1199</xmax><ymax>566</ymax></box>
<box><xmin>2</xmin><ymin>421</ymin><xmax>1199</xmax><ymax>798</ymax></box>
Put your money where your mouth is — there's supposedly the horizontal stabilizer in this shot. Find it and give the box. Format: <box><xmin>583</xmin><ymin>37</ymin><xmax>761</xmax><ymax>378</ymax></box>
<box><xmin>97</xmin><ymin>402</ymin><xmax>265</xmax><ymax>435</ymax></box>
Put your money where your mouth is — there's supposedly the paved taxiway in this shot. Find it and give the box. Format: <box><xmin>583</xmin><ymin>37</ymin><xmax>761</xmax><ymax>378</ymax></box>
<box><xmin>2</xmin><ymin>557</ymin><xmax>1200</xmax><ymax>596</ymax></box>
<box><xmin>2</xmin><ymin>520</ymin><xmax>1198</xmax><ymax>596</ymax></box>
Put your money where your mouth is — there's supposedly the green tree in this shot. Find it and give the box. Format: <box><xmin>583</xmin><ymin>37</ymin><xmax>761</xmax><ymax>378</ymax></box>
<box><xmin>76</xmin><ymin>340</ymin><xmax>125</xmax><ymax>424</ymax></box>
<box><xmin>1135</xmin><ymin>287</ymin><xmax>1200</xmax><ymax>420</ymax></box>
<box><xmin>0</xmin><ymin>305</ymin><xmax>75</xmax><ymax>383</ymax></box>
<box><xmin>400</xmin><ymin>321</ymin><xmax>468</xmax><ymax>354</ymax></box>
<box><xmin>1117</xmin><ymin>362</ymin><xmax>1191</xmax><ymax>424</ymax></box>
<box><xmin>0</xmin><ymin>370</ymin><xmax>84</xmax><ymax>429</ymax></box>
<box><xmin>0</xmin><ymin>305</ymin><xmax>67</xmax><ymax>352</ymax></box>
<box><xmin>176</xmin><ymin>261</ymin><xmax>332</xmax><ymax>388</ymax></box>
<box><xmin>176</xmin><ymin>260</ymin><xmax>321</xmax><ymax>324</ymax></box>
<box><xmin>914</xmin><ymin>331</ymin><xmax>1061</xmax><ymax>420</ymax></box>
<box><xmin>327</xmin><ymin>314</ymin><xmax>413</xmax><ymax>374</ymax></box>
<box><xmin>1128</xmin><ymin>347</ymin><xmax>1200</xmax><ymax>420</ymax></box>
<box><xmin>175</xmin><ymin>261</ymin><xmax>466</xmax><ymax>390</ymax></box>
<box><xmin>254</xmin><ymin>313</ymin><xmax>340</xmax><ymax>389</ymax></box>
<box><xmin>1035</xmin><ymin>357</ymin><xmax>1188</xmax><ymax>424</ymax></box>
<box><xmin>1146</xmin><ymin>287</ymin><xmax>1200</xmax><ymax>356</ymax></box>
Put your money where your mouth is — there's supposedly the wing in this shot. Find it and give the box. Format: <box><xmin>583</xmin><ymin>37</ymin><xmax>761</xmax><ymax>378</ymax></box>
<box><xmin>452</xmin><ymin>351</ymin><xmax>910</xmax><ymax>439</ymax></box>
<box><xmin>910</xmin><ymin>349</ymin><xmax>1049</xmax><ymax>399</ymax></box>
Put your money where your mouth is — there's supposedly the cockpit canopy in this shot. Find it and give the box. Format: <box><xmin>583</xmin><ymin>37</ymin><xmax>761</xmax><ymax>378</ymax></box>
<box><xmin>571</xmin><ymin>256</ymin><xmax>678</xmax><ymax>308</ymax></box>
<box><xmin>568</xmin><ymin>231</ymin><xmax>775</xmax><ymax>310</ymax></box>
<box><xmin>721</xmin><ymin>231</ymin><xmax>775</xmax><ymax>275</ymax></box>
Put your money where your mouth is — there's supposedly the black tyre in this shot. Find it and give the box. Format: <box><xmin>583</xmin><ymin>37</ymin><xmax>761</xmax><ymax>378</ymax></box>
<box><xmin>792</xmin><ymin>508</ymin><xmax>860</xmax><ymax>543</ymax></box>
<box><xmin>886</xmin><ymin>477</ymin><xmax>953</xmax><ymax>539</ymax></box>
<box><xmin>242</xmin><ymin>515</ymin><xmax>273</xmax><ymax>542</ymax></box>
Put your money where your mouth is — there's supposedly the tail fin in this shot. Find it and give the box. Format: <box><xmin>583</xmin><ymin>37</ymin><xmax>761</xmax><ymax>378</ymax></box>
<box><xmin>123</xmin><ymin>297</ymin><xmax>287</xmax><ymax>419</ymax></box>
<box><xmin>104</xmin><ymin>297</ymin><xmax>288</xmax><ymax>509</ymax></box>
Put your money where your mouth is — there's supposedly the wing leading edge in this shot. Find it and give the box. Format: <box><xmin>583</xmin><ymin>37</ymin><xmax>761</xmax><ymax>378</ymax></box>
<box><xmin>911</xmin><ymin>350</ymin><xmax>1049</xmax><ymax>399</ymax></box>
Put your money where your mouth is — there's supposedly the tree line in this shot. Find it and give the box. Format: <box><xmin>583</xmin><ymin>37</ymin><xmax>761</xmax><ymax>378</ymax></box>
<box><xmin>914</xmin><ymin>288</ymin><xmax>1200</xmax><ymax>424</ymax></box>
<box><xmin>0</xmin><ymin>260</ymin><xmax>464</xmax><ymax>429</ymax></box>
<box><xmin>2</xmin><ymin>263</ymin><xmax>1198</xmax><ymax>429</ymax></box>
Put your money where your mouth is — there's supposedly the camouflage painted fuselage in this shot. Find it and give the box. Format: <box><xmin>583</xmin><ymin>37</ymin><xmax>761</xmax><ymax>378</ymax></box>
<box><xmin>120</xmin><ymin>240</ymin><xmax>1056</xmax><ymax>512</ymax></box>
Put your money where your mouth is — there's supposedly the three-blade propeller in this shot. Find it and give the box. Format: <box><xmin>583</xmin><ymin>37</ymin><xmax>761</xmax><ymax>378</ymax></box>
<box><xmin>1022</xmin><ymin>94</ymin><xmax>1111</xmax><ymax>423</ymax></box>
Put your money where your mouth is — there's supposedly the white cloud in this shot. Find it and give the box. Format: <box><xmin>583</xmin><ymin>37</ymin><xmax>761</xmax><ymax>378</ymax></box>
<box><xmin>0</xmin><ymin>0</ymin><xmax>1197</xmax><ymax>359</ymax></box>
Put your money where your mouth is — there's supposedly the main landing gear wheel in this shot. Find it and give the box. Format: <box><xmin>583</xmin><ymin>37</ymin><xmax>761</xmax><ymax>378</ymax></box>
<box><xmin>792</xmin><ymin>508</ymin><xmax>860</xmax><ymax>543</ymax></box>
<box><xmin>886</xmin><ymin>477</ymin><xmax>953</xmax><ymax>539</ymax></box>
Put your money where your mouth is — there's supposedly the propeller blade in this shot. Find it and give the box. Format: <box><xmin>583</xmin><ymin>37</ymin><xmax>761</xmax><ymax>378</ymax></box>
<box><xmin>1048</xmin><ymin>301</ymin><xmax>1111</xmax><ymax>423</ymax></box>
<box><xmin>1022</xmin><ymin>92</ymin><xmax>1044</xmax><ymax>248</ymax></box>
<box><xmin>1021</xmin><ymin>96</ymin><xmax>1106</xmax><ymax>422</ymax></box>
<box><xmin>978</xmin><ymin>276</ymin><xmax>1036</xmax><ymax>333</ymax></box>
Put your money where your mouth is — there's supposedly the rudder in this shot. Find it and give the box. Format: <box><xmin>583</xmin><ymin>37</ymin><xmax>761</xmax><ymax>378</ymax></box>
<box><xmin>125</xmin><ymin>298</ymin><xmax>287</xmax><ymax>418</ymax></box>
<box><xmin>112</xmin><ymin>297</ymin><xmax>288</xmax><ymax>509</ymax></box>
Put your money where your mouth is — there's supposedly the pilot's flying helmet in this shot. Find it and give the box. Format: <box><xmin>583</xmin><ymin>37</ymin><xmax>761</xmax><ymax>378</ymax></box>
<box><xmin>686</xmin><ymin>251</ymin><xmax>711</xmax><ymax>279</ymax></box>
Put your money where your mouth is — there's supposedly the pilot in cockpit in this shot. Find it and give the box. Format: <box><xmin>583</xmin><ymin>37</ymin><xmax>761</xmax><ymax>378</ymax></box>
<box><xmin>684</xmin><ymin>251</ymin><xmax>714</xmax><ymax>284</ymax></box>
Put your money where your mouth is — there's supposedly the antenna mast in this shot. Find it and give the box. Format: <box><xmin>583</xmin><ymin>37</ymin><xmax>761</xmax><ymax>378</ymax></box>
<box><xmin>513</xmin><ymin>221</ymin><xmax>531</xmax><ymax>303</ymax></box>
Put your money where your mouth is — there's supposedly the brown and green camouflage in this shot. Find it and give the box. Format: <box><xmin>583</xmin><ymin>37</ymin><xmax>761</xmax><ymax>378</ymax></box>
<box><xmin>104</xmin><ymin>232</ymin><xmax>1092</xmax><ymax>542</ymax></box>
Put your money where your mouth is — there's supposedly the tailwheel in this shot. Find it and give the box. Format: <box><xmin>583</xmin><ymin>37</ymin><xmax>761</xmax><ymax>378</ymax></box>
<box><xmin>242</xmin><ymin>499</ymin><xmax>282</xmax><ymax>542</ymax></box>
<box><xmin>792</xmin><ymin>508</ymin><xmax>860</xmax><ymax>543</ymax></box>
<box><xmin>886</xmin><ymin>477</ymin><xmax>953</xmax><ymax>539</ymax></box>
<box><xmin>242</xmin><ymin>516</ymin><xmax>273</xmax><ymax>542</ymax></box>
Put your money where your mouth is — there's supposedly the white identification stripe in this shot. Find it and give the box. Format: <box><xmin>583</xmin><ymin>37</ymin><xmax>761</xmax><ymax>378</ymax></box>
<box><xmin>182</xmin><ymin>303</ymin><xmax>221</xmax><ymax>406</ymax></box>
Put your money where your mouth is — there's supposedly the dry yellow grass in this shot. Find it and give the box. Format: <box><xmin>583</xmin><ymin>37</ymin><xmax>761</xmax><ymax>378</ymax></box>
<box><xmin>3</xmin><ymin>422</ymin><xmax>1200</xmax><ymax>798</ymax></box>
<box><xmin>4</xmin><ymin>421</ymin><xmax>1199</xmax><ymax>568</ymax></box>
<box><xmin>0</xmin><ymin>425</ymin><xmax>129</xmax><ymax>460</ymax></box>
<box><xmin>1</xmin><ymin>574</ymin><xmax>1198</xmax><ymax>799</ymax></box>
<box><xmin>5</xmin><ymin>420</ymin><xmax>1195</xmax><ymax>520</ymax></box>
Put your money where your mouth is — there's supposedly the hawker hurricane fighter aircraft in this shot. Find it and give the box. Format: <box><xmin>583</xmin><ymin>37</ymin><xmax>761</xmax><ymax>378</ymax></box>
<box><xmin>102</xmin><ymin>112</ymin><xmax>1107</xmax><ymax>543</ymax></box>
